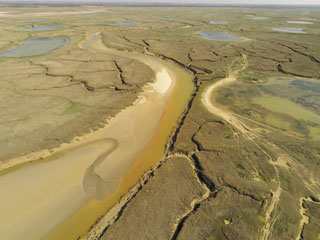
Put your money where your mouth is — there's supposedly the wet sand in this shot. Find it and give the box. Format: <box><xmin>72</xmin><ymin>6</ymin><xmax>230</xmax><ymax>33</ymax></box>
<box><xmin>0</xmin><ymin>139</ymin><xmax>117</xmax><ymax>240</ymax></box>
<box><xmin>0</xmin><ymin>32</ymin><xmax>193</xmax><ymax>240</ymax></box>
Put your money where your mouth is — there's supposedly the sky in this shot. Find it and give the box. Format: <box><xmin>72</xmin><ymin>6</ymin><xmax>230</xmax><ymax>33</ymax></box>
<box><xmin>3</xmin><ymin>0</ymin><xmax>320</xmax><ymax>4</ymax></box>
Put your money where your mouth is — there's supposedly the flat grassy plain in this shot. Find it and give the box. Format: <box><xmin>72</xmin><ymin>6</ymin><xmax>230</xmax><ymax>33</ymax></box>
<box><xmin>0</xmin><ymin>6</ymin><xmax>155</xmax><ymax>162</ymax></box>
<box><xmin>0</xmin><ymin>4</ymin><xmax>319</xmax><ymax>240</ymax></box>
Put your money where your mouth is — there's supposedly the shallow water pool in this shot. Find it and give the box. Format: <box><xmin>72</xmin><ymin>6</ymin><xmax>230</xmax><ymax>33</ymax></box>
<box><xmin>215</xmin><ymin>77</ymin><xmax>320</xmax><ymax>139</ymax></box>
<box><xmin>200</xmin><ymin>32</ymin><xmax>244</xmax><ymax>41</ymax></box>
<box><xmin>210</xmin><ymin>20</ymin><xmax>228</xmax><ymax>24</ymax></box>
<box><xmin>0</xmin><ymin>37</ymin><xmax>69</xmax><ymax>57</ymax></box>
<box><xmin>110</xmin><ymin>21</ymin><xmax>141</xmax><ymax>26</ymax></box>
<box><xmin>272</xmin><ymin>27</ymin><xmax>306</xmax><ymax>33</ymax></box>
<box><xmin>249</xmin><ymin>16</ymin><xmax>268</xmax><ymax>20</ymax></box>
<box><xmin>11</xmin><ymin>19</ymin><xmax>44</xmax><ymax>23</ymax></box>
<box><xmin>287</xmin><ymin>20</ymin><xmax>313</xmax><ymax>24</ymax></box>
<box><xmin>24</xmin><ymin>25</ymin><xmax>62</xmax><ymax>31</ymax></box>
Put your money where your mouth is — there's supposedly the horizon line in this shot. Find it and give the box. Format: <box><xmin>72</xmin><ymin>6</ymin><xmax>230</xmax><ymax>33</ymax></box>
<box><xmin>0</xmin><ymin>1</ymin><xmax>319</xmax><ymax>7</ymax></box>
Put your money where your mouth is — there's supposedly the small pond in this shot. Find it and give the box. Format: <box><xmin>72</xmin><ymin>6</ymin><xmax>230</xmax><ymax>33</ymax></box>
<box><xmin>0</xmin><ymin>37</ymin><xmax>69</xmax><ymax>57</ymax></box>
<box><xmin>11</xmin><ymin>19</ymin><xmax>44</xmax><ymax>23</ymax></box>
<box><xmin>24</xmin><ymin>25</ymin><xmax>62</xmax><ymax>31</ymax></box>
<box><xmin>272</xmin><ymin>27</ymin><xmax>306</xmax><ymax>33</ymax></box>
<box><xmin>110</xmin><ymin>21</ymin><xmax>141</xmax><ymax>26</ymax></box>
<box><xmin>287</xmin><ymin>20</ymin><xmax>313</xmax><ymax>24</ymax></box>
<box><xmin>249</xmin><ymin>17</ymin><xmax>268</xmax><ymax>20</ymax></box>
<box><xmin>81</xmin><ymin>13</ymin><xmax>102</xmax><ymax>17</ymax></box>
<box><xmin>200</xmin><ymin>32</ymin><xmax>244</xmax><ymax>41</ymax></box>
<box><xmin>160</xmin><ymin>17</ymin><xmax>176</xmax><ymax>20</ymax></box>
<box><xmin>210</xmin><ymin>20</ymin><xmax>228</xmax><ymax>24</ymax></box>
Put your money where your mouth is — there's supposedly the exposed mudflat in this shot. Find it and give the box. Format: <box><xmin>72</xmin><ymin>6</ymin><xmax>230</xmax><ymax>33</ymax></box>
<box><xmin>0</xmin><ymin>139</ymin><xmax>116</xmax><ymax>240</ymax></box>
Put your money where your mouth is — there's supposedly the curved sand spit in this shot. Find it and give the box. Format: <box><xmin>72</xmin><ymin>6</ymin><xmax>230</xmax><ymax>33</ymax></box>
<box><xmin>0</xmin><ymin>33</ymin><xmax>177</xmax><ymax>240</ymax></box>
<box><xmin>201</xmin><ymin>54</ymin><xmax>252</xmax><ymax>138</ymax></box>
